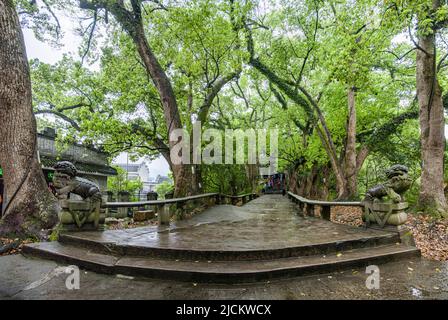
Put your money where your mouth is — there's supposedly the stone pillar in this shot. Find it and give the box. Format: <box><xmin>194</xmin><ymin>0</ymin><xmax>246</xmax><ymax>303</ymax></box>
<box><xmin>147</xmin><ymin>191</ymin><xmax>158</xmax><ymax>201</ymax></box>
<box><xmin>147</xmin><ymin>191</ymin><xmax>158</xmax><ymax>213</ymax></box>
<box><xmin>165</xmin><ymin>191</ymin><xmax>174</xmax><ymax>199</ymax></box>
<box><xmin>363</xmin><ymin>202</ymin><xmax>408</xmax><ymax>227</ymax></box>
<box><xmin>363</xmin><ymin>202</ymin><xmax>414</xmax><ymax>245</ymax></box>
<box><xmin>59</xmin><ymin>199</ymin><xmax>105</xmax><ymax>231</ymax></box>
<box><xmin>321</xmin><ymin>205</ymin><xmax>331</xmax><ymax>221</ymax></box>
<box><xmin>102</xmin><ymin>192</ymin><xmax>110</xmax><ymax>218</ymax></box>
<box><xmin>106</xmin><ymin>191</ymin><xmax>114</xmax><ymax>202</ymax></box>
<box><xmin>305</xmin><ymin>204</ymin><xmax>314</xmax><ymax>217</ymax></box>
<box><xmin>116</xmin><ymin>191</ymin><xmax>130</xmax><ymax>218</ymax></box>
<box><xmin>158</xmin><ymin>204</ymin><xmax>171</xmax><ymax>225</ymax></box>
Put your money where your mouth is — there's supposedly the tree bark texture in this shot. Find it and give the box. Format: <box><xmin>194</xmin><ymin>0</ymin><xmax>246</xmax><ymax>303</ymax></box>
<box><xmin>416</xmin><ymin>32</ymin><xmax>448</xmax><ymax>216</ymax></box>
<box><xmin>342</xmin><ymin>86</ymin><xmax>358</xmax><ymax>199</ymax></box>
<box><xmin>0</xmin><ymin>0</ymin><xmax>59</xmax><ymax>237</ymax></box>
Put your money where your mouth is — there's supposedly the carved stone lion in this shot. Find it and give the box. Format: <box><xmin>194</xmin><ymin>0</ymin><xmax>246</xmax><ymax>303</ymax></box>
<box><xmin>53</xmin><ymin>161</ymin><xmax>102</xmax><ymax>229</ymax></box>
<box><xmin>362</xmin><ymin>164</ymin><xmax>412</xmax><ymax>227</ymax></box>
<box><xmin>364</xmin><ymin>164</ymin><xmax>412</xmax><ymax>203</ymax></box>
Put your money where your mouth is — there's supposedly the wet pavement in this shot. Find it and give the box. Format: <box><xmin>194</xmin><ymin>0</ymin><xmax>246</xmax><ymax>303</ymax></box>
<box><xmin>1</xmin><ymin>254</ymin><xmax>447</xmax><ymax>299</ymax></box>
<box><xmin>2</xmin><ymin>194</ymin><xmax>445</xmax><ymax>299</ymax></box>
<box><xmin>64</xmin><ymin>195</ymin><xmax>396</xmax><ymax>251</ymax></box>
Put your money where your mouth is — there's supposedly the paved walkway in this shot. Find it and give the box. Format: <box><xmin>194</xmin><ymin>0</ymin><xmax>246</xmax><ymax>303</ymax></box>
<box><xmin>1</xmin><ymin>254</ymin><xmax>447</xmax><ymax>299</ymax></box>
<box><xmin>65</xmin><ymin>195</ymin><xmax>395</xmax><ymax>251</ymax></box>
<box><xmin>2</xmin><ymin>194</ymin><xmax>445</xmax><ymax>299</ymax></box>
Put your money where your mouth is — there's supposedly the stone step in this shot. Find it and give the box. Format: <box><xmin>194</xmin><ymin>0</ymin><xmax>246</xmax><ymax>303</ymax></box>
<box><xmin>22</xmin><ymin>241</ymin><xmax>420</xmax><ymax>283</ymax></box>
<box><xmin>57</xmin><ymin>232</ymin><xmax>400</xmax><ymax>261</ymax></box>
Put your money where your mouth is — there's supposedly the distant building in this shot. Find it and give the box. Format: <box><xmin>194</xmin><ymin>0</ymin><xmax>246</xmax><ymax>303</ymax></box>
<box><xmin>155</xmin><ymin>174</ymin><xmax>171</xmax><ymax>184</ymax></box>
<box><xmin>115</xmin><ymin>157</ymin><xmax>172</xmax><ymax>197</ymax></box>
<box><xmin>117</xmin><ymin>162</ymin><xmax>153</xmax><ymax>191</ymax></box>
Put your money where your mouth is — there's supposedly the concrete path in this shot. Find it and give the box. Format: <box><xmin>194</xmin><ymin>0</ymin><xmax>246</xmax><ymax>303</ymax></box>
<box><xmin>61</xmin><ymin>195</ymin><xmax>396</xmax><ymax>251</ymax></box>
<box><xmin>2</xmin><ymin>194</ymin><xmax>444</xmax><ymax>299</ymax></box>
<box><xmin>1</xmin><ymin>254</ymin><xmax>447</xmax><ymax>300</ymax></box>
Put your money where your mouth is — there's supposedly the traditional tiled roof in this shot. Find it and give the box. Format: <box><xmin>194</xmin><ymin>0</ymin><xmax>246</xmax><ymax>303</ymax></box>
<box><xmin>40</xmin><ymin>156</ymin><xmax>117</xmax><ymax>176</ymax></box>
<box><xmin>116</xmin><ymin>164</ymin><xmax>140</xmax><ymax>172</ymax></box>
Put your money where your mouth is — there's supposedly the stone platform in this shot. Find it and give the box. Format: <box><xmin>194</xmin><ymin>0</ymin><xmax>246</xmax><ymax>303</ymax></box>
<box><xmin>23</xmin><ymin>195</ymin><xmax>420</xmax><ymax>283</ymax></box>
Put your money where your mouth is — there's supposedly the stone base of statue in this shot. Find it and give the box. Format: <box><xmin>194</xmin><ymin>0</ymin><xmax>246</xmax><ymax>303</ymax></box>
<box><xmin>58</xmin><ymin>200</ymin><xmax>105</xmax><ymax>231</ymax></box>
<box><xmin>362</xmin><ymin>201</ymin><xmax>415</xmax><ymax>246</ymax></box>
<box><xmin>362</xmin><ymin>201</ymin><xmax>408</xmax><ymax>227</ymax></box>
<box><xmin>363</xmin><ymin>224</ymin><xmax>415</xmax><ymax>247</ymax></box>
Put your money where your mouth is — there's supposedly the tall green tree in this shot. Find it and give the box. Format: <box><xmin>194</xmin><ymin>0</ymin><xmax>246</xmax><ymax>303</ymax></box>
<box><xmin>414</xmin><ymin>0</ymin><xmax>448</xmax><ymax>216</ymax></box>
<box><xmin>239</xmin><ymin>0</ymin><xmax>418</xmax><ymax>199</ymax></box>
<box><xmin>75</xmin><ymin>0</ymin><xmax>241</xmax><ymax>197</ymax></box>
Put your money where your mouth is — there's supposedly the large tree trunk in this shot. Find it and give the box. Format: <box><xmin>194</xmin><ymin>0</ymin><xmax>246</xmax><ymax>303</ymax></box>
<box><xmin>0</xmin><ymin>0</ymin><xmax>59</xmax><ymax>237</ymax></box>
<box><xmin>245</xmin><ymin>163</ymin><xmax>259</xmax><ymax>193</ymax></box>
<box><xmin>416</xmin><ymin>32</ymin><xmax>448</xmax><ymax>217</ymax></box>
<box><xmin>171</xmin><ymin>164</ymin><xmax>194</xmax><ymax>196</ymax></box>
<box><xmin>190</xmin><ymin>164</ymin><xmax>202</xmax><ymax>195</ymax></box>
<box><xmin>342</xmin><ymin>86</ymin><xmax>358</xmax><ymax>199</ymax></box>
<box><xmin>132</xmin><ymin>24</ymin><xmax>195</xmax><ymax>197</ymax></box>
<box><xmin>286</xmin><ymin>166</ymin><xmax>299</xmax><ymax>194</ymax></box>
<box><xmin>79</xmin><ymin>0</ymin><xmax>197</xmax><ymax>197</ymax></box>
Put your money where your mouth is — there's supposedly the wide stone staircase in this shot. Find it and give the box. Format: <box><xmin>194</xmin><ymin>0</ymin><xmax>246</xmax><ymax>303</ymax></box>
<box><xmin>23</xmin><ymin>195</ymin><xmax>420</xmax><ymax>283</ymax></box>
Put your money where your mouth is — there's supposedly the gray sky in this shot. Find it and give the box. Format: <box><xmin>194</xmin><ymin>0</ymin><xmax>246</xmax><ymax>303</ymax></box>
<box><xmin>23</xmin><ymin>12</ymin><xmax>81</xmax><ymax>64</ymax></box>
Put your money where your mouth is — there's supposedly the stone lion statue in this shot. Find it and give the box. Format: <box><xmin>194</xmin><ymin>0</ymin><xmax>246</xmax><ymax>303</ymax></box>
<box><xmin>53</xmin><ymin>161</ymin><xmax>102</xmax><ymax>228</ymax></box>
<box><xmin>364</xmin><ymin>164</ymin><xmax>412</xmax><ymax>203</ymax></box>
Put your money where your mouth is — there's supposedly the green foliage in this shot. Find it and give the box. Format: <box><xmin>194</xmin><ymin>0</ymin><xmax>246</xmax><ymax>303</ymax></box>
<box><xmin>48</xmin><ymin>223</ymin><xmax>63</xmax><ymax>242</ymax></box>
<box><xmin>107</xmin><ymin>166</ymin><xmax>143</xmax><ymax>200</ymax></box>
<box><xmin>25</xmin><ymin>0</ymin><xmax>448</xmax><ymax>208</ymax></box>
<box><xmin>155</xmin><ymin>181</ymin><xmax>174</xmax><ymax>200</ymax></box>
<box><xmin>202</xmin><ymin>164</ymin><xmax>252</xmax><ymax>195</ymax></box>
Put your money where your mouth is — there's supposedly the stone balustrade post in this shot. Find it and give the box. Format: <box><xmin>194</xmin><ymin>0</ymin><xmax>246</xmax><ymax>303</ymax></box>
<box><xmin>147</xmin><ymin>191</ymin><xmax>158</xmax><ymax>213</ymax></box>
<box><xmin>321</xmin><ymin>205</ymin><xmax>331</xmax><ymax>221</ymax></box>
<box><xmin>305</xmin><ymin>203</ymin><xmax>315</xmax><ymax>217</ymax></box>
<box><xmin>158</xmin><ymin>204</ymin><xmax>171</xmax><ymax>225</ymax></box>
<box><xmin>117</xmin><ymin>191</ymin><xmax>130</xmax><ymax>218</ymax></box>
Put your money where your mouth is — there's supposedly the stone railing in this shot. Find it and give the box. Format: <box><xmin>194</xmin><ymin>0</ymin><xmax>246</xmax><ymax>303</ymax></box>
<box><xmin>216</xmin><ymin>193</ymin><xmax>258</xmax><ymax>206</ymax></box>
<box><xmin>287</xmin><ymin>191</ymin><xmax>364</xmax><ymax>221</ymax></box>
<box><xmin>102</xmin><ymin>192</ymin><xmax>258</xmax><ymax>225</ymax></box>
<box><xmin>287</xmin><ymin>191</ymin><xmax>408</xmax><ymax>227</ymax></box>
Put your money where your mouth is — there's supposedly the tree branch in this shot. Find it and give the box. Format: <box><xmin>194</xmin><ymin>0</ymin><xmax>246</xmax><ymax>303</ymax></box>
<box><xmin>81</xmin><ymin>10</ymin><xmax>98</xmax><ymax>65</ymax></box>
<box><xmin>198</xmin><ymin>70</ymin><xmax>241</xmax><ymax>123</ymax></box>
<box><xmin>34</xmin><ymin>110</ymin><xmax>81</xmax><ymax>131</ymax></box>
<box><xmin>42</xmin><ymin>0</ymin><xmax>61</xmax><ymax>39</ymax></box>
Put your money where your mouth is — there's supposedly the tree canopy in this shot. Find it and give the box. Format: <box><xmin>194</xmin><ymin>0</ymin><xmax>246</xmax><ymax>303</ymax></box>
<box><xmin>11</xmin><ymin>0</ymin><xmax>448</xmax><ymax>215</ymax></box>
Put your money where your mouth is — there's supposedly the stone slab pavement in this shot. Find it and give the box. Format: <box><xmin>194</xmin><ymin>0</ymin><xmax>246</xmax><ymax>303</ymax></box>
<box><xmin>1</xmin><ymin>254</ymin><xmax>447</xmax><ymax>300</ymax></box>
<box><xmin>63</xmin><ymin>195</ymin><xmax>396</xmax><ymax>251</ymax></box>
